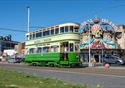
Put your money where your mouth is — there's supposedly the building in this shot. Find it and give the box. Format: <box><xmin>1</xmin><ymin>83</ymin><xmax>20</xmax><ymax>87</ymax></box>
<box><xmin>0</xmin><ymin>35</ymin><xmax>18</xmax><ymax>55</ymax></box>
<box><xmin>15</xmin><ymin>42</ymin><xmax>25</xmax><ymax>54</ymax></box>
<box><xmin>80</xmin><ymin>17</ymin><xmax>125</xmax><ymax>64</ymax></box>
<box><xmin>116</xmin><ymin>25</ymin><xmax>125</xmax><ymax>49</ymax></box>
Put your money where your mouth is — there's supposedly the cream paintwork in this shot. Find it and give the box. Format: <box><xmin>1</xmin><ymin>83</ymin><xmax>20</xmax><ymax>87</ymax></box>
<box><xmin>26</xmin><ymin>34</ymin><xmax>80</xmax><ymax>46</ymax></box>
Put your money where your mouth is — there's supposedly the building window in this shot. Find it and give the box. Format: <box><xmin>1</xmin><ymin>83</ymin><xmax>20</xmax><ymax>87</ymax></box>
<box><xmin>69</xmin><ymin>26</ymin><xmax>73</xmax><ymax>32</ymax></box>
<box><xmin>65</xmin><ymin>26</ymin><xmax>68</xmax><ymax>32</ymax></box>
<box><xmin>55</xmin><ymin>28</ymin><xmax>59</xmax><ymax>34</ymax></box>
<box><xmin>60</xmin><ymin>27</ymin><xmax>64</xmax><ymax>33</ymax></box>
<box><xmin>115</xmin><ymin>32</ymin><xmax>122</xmax><ymax>39</ymax></box>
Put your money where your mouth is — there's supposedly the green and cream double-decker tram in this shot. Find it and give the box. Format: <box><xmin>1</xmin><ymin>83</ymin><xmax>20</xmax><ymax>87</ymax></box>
<box><xmin>25</xmin><ymin>22</ymin><xmax>81</xmax><ymax>67</ymax></box>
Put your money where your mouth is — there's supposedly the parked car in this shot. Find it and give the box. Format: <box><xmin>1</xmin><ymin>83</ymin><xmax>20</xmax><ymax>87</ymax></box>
<box><xmin>15</xmin><ymin>57</ymin><xmax>24</xmax><ymax>63</ymax></box>
<box><xmin>102</xmin><ymin>55</ymin><xmax>125</xmax><ymax>65</ymax></box>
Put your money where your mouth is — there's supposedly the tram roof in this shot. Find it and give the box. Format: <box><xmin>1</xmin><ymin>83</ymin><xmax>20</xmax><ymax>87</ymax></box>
<box><xmin>27</xmin><ymin>22</ymin><xmax>80</xmax><ymax>34</ymax></box>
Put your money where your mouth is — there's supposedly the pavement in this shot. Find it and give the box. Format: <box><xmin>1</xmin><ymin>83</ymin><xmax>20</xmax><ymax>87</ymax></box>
<box><xmin>1</xmin><ymin>62</ymin><xmax>125</xmax><ymax>76</ymax></box>
<box><xmin>0</xmin><ymin>63</ymin><xmax>125</xmax><ymax>88</ymax></box>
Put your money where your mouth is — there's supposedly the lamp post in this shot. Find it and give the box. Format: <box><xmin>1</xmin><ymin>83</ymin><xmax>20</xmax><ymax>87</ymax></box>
<box><xmin>88</xmin><ymin>24</ymin><xmax>93</xmax><ymax>67</ymax></box>
<box><xmin>26</xmin><ymin>6</ymin><xmax>30</xmax><ymax>40</ymax></box>
<box><xmin>27</xmin><ymin>6</ymin><xmax>30</xmax><ymax>33</ymax></box>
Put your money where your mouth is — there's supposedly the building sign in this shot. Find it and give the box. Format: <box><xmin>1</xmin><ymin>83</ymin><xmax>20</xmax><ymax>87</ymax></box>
<box><xmin>80</xmin><ymin>17</ymin><xmax>118</xmax><ymax>49</ymax></box>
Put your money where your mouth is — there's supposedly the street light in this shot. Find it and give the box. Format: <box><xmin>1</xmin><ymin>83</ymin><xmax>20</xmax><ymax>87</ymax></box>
<box><xmin>88</xmin><ymin>24</ymin><xmax>93</xmax><ymax>67</ymax></box>
<box><xmin>27</xmin><ymin>6</ymin><xmax>30</xmax><ymax>33</ymax></box>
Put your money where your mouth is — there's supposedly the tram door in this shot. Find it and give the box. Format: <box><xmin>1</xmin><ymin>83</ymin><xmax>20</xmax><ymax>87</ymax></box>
<box><xmin>60</xmin><ymin>42</ymin><xmax>68</xmax><ymax>60</ymax></box>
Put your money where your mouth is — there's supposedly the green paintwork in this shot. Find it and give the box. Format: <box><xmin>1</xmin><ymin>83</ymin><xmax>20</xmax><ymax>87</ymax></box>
<box><xmin>25</xmin><ymin>53</ymin><xmax>60</xmax><ymax>62</ymax></box>
<box><xmin>25</xmin><ymin>52</ymin><xmax>80</xmax><ymax>66</ymax></box>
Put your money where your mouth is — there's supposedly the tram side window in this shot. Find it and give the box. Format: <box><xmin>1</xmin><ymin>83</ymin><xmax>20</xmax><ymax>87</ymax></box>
<box><xmin>30</xmin><ymin>34</ymin><xmax>32</xmax><ymax>39</ymax></box>
<box><xmin>70</xmin><ymin>43</ymin><xmax>74</xmax><ymax>52</ymax></box>
<box><xmin>51</xmin><ymin>30</ymin><xmax>54</xmax><ymax>35</ymax></box>
<box><xmin>75</xmin><ymin>43</ymin><xmax>79</xmax><ymax>52</ymax></box>
<box><xmin>26</xmin><ymin>35</ymin><xmax>29</xmax><ymax>40</ymax></box>
<box><xmin>36</xmin><ymin>32</ymin><xmax>42</xmax><ymax>38</ymax></box>
<box><xmin>45</xmin><ymin>30</ymin><xmax>50</xmax><ymax>36</ymax></box>
<box><xmin>51</xmin><ymin>46</ymin><xmax>59</xmax><ymax>52</ymax></box>
<box><xmin>65</xmin><ymin>26</ymin><xmax>68</xmax><ymax>32</ymax></box>
<box><xmin>55</xmin><ymin>28</ymin><xmax>59</xmax><ymax>34</ymax></box>
<box><xmin>74</xmin><ymin>26</ymin><xmax>79</xmax><ymax>32</ymax></box>
<box><xmin>60</xmin><ymin>27</ymin><xmax>64</xmax><ymax>33</ymax></box>
<box><xmin>54</xmin><ymin>46</ymin><xmax>59</xmax><ymax>52</ymax></box>
<box><xmin>29</xmin><ymin>48</ymin><xmax>35</xmax><ymax>54</ymax></box>
<box><xmin>43</xmin><ymin>46</ymin><xmax>49</xmax><ymax>53</ymax></box>
<box><xmin>43</xmin><ymin>31</ymin><xmax>45</xmax><ymax>36</ymax></box>
<box><xmin>69</xmin><ymin>26</ymin><xmax>73</xmax><ymax>32</ymax></box>
<box><xmin>33</xmin><ymin>34</ymin><xmax>35</xmax><ymax>39</ymax></box>
<box><xmin>37</xmin><ymin>47</ymin><xmax>42</xmax><ymax>53</ymax></box>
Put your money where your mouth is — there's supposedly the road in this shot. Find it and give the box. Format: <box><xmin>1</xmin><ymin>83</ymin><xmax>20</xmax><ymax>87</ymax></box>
<box><xmin>0</xmin><ymin>63</ymin><xmax>125</xmax><ymax>88</ymax></box>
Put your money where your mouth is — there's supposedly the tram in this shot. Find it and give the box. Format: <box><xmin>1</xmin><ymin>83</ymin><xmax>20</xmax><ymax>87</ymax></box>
<box><xmin>25</xmin><ymin>22</ymin><xmax>81</xmax><ymax>67</ymax></box>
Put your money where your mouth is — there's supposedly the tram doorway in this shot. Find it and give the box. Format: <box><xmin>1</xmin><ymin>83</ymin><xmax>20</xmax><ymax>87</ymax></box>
<box><xmin>60</xmin><ymin>42</ymin><xmax>68</xmax><ymax>53</ymax></box>
<box><xmin>60</xmin><ymin>42</ymin><xmax>68</xmax><ymax>61</ymax></box>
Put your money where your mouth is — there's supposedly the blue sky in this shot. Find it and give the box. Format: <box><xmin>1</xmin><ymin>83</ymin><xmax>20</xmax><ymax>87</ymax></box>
<box><xmin>0</xmin><ymin>0</ymin><xmax>125</xmax><ymax>42</ymax></box>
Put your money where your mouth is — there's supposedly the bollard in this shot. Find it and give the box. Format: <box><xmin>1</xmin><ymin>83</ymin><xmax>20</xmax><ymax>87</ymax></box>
<box><xmin>104</xmin><ymin>63</ymin><xmax>110</xmax><ymax>69</ymax></box>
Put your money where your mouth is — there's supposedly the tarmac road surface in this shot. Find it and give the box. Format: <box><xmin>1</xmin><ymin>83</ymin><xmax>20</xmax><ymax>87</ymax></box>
<box><xmin>0</xmin><ymin>63</ymin><xmax>125</xmax><ymax>88</ymax></box>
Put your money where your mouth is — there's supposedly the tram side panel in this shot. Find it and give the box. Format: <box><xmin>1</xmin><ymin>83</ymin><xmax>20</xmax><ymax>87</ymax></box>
<box><xmin>25</xmin><ymin>53</ymin><xmax>61</xmax><ymax>66</ymax></box>
<box><xmin>25</xmin><ymin>52</ymin><xmax>80</xmax><ymax>67</ymax></box>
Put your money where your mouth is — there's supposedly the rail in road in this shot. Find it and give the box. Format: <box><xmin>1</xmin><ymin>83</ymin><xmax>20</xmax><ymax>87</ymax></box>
<box><xmin>0</xmin><ymin>63</ymin><xmax>125</xmax><ymax>88</ymax></box>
